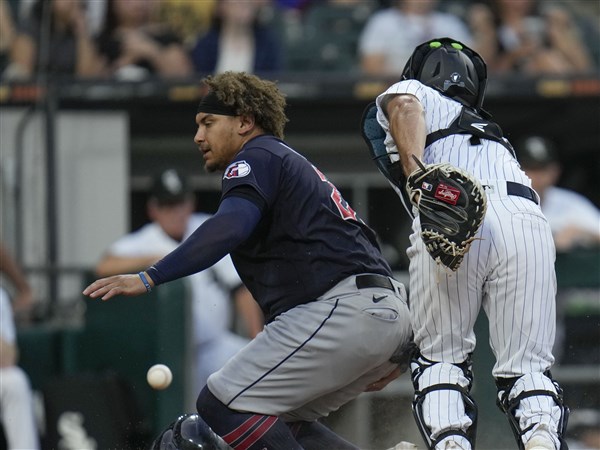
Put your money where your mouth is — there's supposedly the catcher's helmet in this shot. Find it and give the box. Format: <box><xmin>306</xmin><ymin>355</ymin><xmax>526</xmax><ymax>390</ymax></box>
<box><xmin>150</xmin><ymin>414</ymin><xmax>231</xmax><ymax>450</ymax></box>
<box><xmin>402</xmin><ymin>37</ymin><xmax>487</xmax><ymax>111</ymax></box>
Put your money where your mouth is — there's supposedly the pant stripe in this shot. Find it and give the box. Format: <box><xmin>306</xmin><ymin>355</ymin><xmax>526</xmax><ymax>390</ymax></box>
<box><xmin>235</xmin><ymin>416</ymin><xmax>278</xmax><ymax>450</ymax></box>
<box><xmin>222</xmin><ymin>414</ymin><xmax>263</xmax><ymax>443</ymax></box>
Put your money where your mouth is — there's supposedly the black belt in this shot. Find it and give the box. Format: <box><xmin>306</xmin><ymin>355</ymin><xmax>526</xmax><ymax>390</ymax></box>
<box><xmin>356</xmin><ymin>274</ymin><xmax>395</xmax><ymax>292</ymax></box>
<box><xmin>506</xmin><ymin>181</ymin><xmax>539</xmax><ymax>205</ymax></box>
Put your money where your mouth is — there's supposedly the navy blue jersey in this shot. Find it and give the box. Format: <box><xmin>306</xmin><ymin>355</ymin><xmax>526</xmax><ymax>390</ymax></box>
<box><xmin>221</xmin><ymin>135</ymin><xmax>392</xmax><ymax>322</ymax></box>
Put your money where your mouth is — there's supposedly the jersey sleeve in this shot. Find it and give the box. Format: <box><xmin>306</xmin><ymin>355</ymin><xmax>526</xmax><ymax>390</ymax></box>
<box><xmin>376</xmin><ymin>80</ymin><xmax>461</xmax><ymax>136</ymax></box>
<box><xmin>221</xmin><ymin>147</ymin><xmax>281</xmax><ymax>211</ymax></box>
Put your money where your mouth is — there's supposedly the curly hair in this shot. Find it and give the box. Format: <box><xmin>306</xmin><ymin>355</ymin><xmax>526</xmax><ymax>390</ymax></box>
<box><xmin>202</xmin><ymin>72</ymin><xmax>288</xmax><ymax>139</ymax></box>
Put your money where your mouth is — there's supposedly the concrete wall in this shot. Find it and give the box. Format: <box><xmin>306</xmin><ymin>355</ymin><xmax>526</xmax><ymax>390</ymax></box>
<box><xmin>0</xmin><ymin>108</ymin><xmax>129</xmax><ymax>308</ymax></box>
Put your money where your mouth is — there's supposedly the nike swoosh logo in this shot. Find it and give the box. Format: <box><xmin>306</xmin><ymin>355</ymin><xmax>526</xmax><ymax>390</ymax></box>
<box><xmin>372</xmin><ymin>294</ymin><xmax>388</xmax><ymax>303</ymax></box>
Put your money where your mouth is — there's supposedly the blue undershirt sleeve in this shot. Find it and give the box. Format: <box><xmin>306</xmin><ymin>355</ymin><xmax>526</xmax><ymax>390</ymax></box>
<box><xmin>146</xmin><ymin>196</ymin><xmax>261</xmax><ymax>286</ymax></box>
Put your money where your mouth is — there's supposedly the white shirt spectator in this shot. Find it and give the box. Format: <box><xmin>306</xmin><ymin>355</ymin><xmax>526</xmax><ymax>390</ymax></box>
<box><xmin>0</xmin><ymin>288</ymin><xmax>15</xmax><ymax>343</ymax></box>
<box><xmin>359</xmin><ymin>6</ymin><xmax>472</xmax><ymax>75</ymax></box>
<box><xmin>541</xmin><ymin>186</ymin><xmax>600</xmax><ymax>250</ymax></box>
<box><xmin>0</xmin><ymin>288</ymin><xmax>41</xmax><ymax>449</ymax></box>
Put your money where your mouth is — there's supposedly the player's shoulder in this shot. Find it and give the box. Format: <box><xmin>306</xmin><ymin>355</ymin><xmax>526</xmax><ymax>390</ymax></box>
<box><xmin>239</xmin><ymin>135</ymin><xmax>306</xmax><ymax>167</ymax></box>
<box><xmin>377</xmin><ymin>80</ymin><xmax>445</xmax><ymax>109</ymax></box>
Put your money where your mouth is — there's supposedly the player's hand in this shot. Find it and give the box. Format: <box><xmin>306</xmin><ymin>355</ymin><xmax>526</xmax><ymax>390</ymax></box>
<box><xmin>83</xmin><ymin>274</ymin><xmax>148</xmax><ymax>301</ymax></box>
<box><xmin>364</xmin><ymin>366</ymin><xmax>403</xmax><ymax>392</ymax></box>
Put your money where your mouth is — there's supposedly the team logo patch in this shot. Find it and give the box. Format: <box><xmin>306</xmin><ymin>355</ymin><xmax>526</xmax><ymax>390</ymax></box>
<box><xmin>434</xmin><ymin>183</ymin><xmax>460</xmax><ymax>205</ymax></box>
<box><xmin>224</xmin><ymin>161</ymin><xmax>251</xmax><ymax>179</ymax></box>
<box><xmin>421</xmin><ymin>181</ymin><xmax>433</xmax><ymax>192</ymax></box>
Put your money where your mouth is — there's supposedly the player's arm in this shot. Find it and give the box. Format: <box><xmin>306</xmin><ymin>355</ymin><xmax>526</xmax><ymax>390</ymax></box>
<box><xmin>83</xmin><ymin>194</ymin><xmax>263</xmax><ymax>300</ymax></box>
<box><xmin>382</xmin><ymin>93</ymin><xmax>427</xmax><ymax>176</ymax></box>
<box><xmin>95</xmin><ymin>254</ymin><xmax>164</xmax><ymax>277</ymax></box>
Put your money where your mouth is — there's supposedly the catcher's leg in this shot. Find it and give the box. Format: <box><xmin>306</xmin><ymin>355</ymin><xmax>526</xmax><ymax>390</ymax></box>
<box><xmin>496</xmin><ymin>372</ymin><xmax>569</xmax><ymax>450</ymax></box>
<box><xmin>410</xmin><ymin>352</ymin><xmax>478</xmax><ymax>450</ymax></box>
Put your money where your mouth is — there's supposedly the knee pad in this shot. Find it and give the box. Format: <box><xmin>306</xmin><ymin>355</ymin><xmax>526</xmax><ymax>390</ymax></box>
<box><xmin>410</xmin><ymin>352</ymin><xmax>478</xmax><ymax>450</ymax></box>
<box><xmin>496</xmin><ymin>371</ymin><xmax>569</xmax><ymax>450</ymax></box>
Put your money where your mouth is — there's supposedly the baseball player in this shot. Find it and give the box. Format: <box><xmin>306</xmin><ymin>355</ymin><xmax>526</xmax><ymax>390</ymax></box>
<box><xmin>362</xmin><ymin>38</ymin><xmax>569</xmax><ymax>450</ymax></box>
<box><xmin>84</xmin><ymin>71</ymin><xmax>413</xmax><ymax>449</ymax></box>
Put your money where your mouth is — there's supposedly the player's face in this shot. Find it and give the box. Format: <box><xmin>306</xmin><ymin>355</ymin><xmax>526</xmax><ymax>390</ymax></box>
<box><xmin>194</xmin><ymin>113</ymin><xmax>244</xmax><ymax>173</ymax></box>
<box><xmin>148</xmin><ymin>198</ymin><xmax>195</xmax><ymax>241</ymax></box>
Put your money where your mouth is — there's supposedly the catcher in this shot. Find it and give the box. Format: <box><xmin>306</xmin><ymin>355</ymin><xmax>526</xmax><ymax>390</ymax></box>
<box><xmin>362</xmin><ymin>38</ymin><xmax>569</xmax><ymax>450</ymax></box>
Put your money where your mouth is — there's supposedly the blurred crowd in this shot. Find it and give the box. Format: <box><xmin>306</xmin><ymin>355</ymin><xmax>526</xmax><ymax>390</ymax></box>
<box><xmin>0</xmin><ymin>0</ymin><xmax>598</xmax><ymax>81</ymax></box>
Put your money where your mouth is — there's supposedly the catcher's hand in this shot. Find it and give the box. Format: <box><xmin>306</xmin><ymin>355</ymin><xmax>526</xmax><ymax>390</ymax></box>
<box><xmin>406</xmin><ymin>156</ymin><xmax>487</xmax><ymax>271</ymax></box>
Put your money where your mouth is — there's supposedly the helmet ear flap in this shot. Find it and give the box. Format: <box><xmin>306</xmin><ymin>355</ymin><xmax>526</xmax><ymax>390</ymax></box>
<box><xmin>460</xmin><ymin>46</ymin><xmax>487</xmax><ymax>110</ymax></box>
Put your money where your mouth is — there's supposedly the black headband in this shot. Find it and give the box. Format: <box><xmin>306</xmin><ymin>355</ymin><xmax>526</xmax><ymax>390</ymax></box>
<box><xmin>197</xmin><ymin>91</ymin><xmax>237</xmax><ymax>116</ymax></box>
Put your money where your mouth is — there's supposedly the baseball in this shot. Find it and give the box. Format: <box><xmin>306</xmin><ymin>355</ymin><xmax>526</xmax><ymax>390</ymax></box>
<box><xmin>147</xmin><ymin>364</ymin><xmax>172</xmax><ymax>390</ymax></box>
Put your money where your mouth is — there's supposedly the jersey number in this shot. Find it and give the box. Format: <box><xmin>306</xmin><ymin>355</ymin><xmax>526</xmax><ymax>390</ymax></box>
<box><xmin>312</xmin><ymin>166</ymin><xmax>358</xmax><ymax>221</ymax></box>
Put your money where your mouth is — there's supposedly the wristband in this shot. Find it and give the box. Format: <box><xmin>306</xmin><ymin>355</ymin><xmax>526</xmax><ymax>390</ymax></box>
<box><xmin>138</xmin><ymin>272</ymin><xmax>152</xmax><ymax>293</ymax></box>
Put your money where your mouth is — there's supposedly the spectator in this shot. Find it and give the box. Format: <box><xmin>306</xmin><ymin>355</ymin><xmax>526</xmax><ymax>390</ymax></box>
<box><xmin>358</xmin><ymin>0</ymin><xmax>473</xmax><ymax>76</ymax></box>
<box><xmin>467</xmin><ymin>0</ymin><xmax>594</xmax><ymax>75</ymax></box>
<box><xmin>516</xmin><ymin>136</ymin><xmax>600</xmax><ymax>252</ymax></box>
<box><xmin>190</xmin><ymin>0</ymin><xmax>282</xmax><ymax>75</ymax></box>
<box><xmin>156</xmin><ymin>0</ymin><xmax>216</xmax><ymax>50</ymax></box>
<box><xmin>96</xmin><ymin>0</ymin><xmax>192</xmax><ymax>80</ymax></box>
<box><xmin>94</xmin><ymin>169</ymin><xmax>263</xmax><ymax>402</ymax></box>
<box><xmin>0</xmin><ymin>244</ymin><xmax>40</xmax><ymax>450</ymax></box>
<box><xmin>16</xmin><ymin>0</ymin><xmax>106</xmax><ymax>36</ymax></box>
<box><xmin>5</xmin><ymin>0</ymin><xmax>105</xmax><ymax>80</ymax></box>
<box><xmin>0</xmin><ymin>243</ymin><xmax>34</xmax><ymax>323</ymax></box>
<box><xmin>0</xmin><ymin>0</ymin><xmax>16</xmax><ymax>77</ymax></box>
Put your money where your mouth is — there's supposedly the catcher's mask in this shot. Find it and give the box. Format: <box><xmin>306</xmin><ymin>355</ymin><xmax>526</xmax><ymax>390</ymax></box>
<box><xmin>402</xmin><ymin>37</ymin><xmax>487</xmax><ymax>111</ymax></box>
<box><xmin>150</xmin><ymin>414</ymin><xmax>231</xmax><ymax>450</ymax></box>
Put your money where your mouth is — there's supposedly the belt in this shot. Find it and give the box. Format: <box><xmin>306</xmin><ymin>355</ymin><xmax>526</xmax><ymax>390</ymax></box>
<box><xmin>506</xmin><ymin>181</ymin><xmax>539</xmax><ymax>205</ymax></box>
<box><xmin>356</xmin><ymin>274</ymin><xmax>395</xmax><ymax>292</ymax></box>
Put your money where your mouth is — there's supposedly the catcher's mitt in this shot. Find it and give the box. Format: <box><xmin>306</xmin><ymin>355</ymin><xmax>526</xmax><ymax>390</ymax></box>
<box><xmin>406</xmin><ymin>156</ymin><xmax>487</xmax><ymax>271</ymax></box>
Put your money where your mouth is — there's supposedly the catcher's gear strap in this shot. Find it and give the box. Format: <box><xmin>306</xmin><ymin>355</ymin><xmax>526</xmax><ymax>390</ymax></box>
<box><xmin>410</xmin><ymin>354</ymin><xmax>478</xmax><ymax>449</ymax></box>
<box><xmin>412</xmin><ymin>382</ymin><xmax>478</xmax><ymax>449</ymax></box>
<box><xmin>361</xmin><ymin>102</ymin><xmax>414</xmax><ymax>217</ymax></box>
<box><xmin>496</xmin><ymin>372</ymin><xmax>570</xmax><ymax>450</ymax></box>
<box><xmin>426</xmin><ymin>106</ymin><xmax>515</xmax><ymax>155</ymax></box>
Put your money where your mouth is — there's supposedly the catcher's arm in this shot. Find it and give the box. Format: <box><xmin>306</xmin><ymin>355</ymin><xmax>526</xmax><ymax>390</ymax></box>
<box><xmin>382</xmin><ymin>94</ymin><xmax>427</xmax><ymax>176</ymax></box>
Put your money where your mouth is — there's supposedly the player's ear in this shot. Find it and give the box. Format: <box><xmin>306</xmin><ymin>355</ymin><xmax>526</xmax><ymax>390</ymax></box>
<box><xmin>237</xmin><ymin>114</ymin><xmax>256</xmax><ymax>135</ymax></box>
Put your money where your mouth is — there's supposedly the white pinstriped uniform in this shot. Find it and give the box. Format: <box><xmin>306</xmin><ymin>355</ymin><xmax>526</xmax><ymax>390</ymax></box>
<box><xmin>376</xmin><ymin>80</ymin><xmax>563</xmax><ymax>450</ymax></box>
